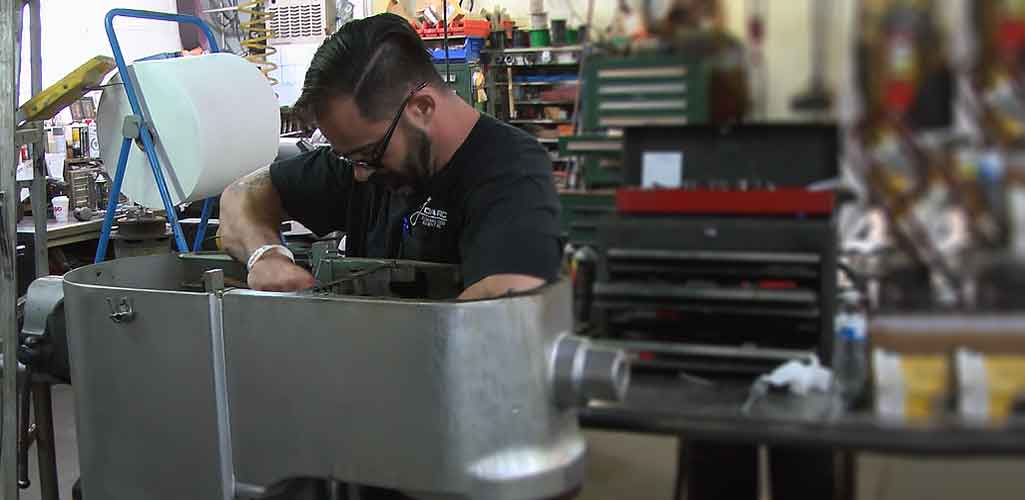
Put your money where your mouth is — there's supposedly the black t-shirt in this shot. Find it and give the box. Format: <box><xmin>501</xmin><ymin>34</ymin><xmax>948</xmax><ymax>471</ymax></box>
<box><xmin>269</xmin><ymin>113</ymin><xmax>562</xmax><ymax>288</ymax></box>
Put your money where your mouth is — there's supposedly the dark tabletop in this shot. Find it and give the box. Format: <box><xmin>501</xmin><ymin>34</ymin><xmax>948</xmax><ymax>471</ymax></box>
<box><xmin>579</xmin><ymin>373</ymin><xmax>1025</xmax><ymax>455</ymax></box>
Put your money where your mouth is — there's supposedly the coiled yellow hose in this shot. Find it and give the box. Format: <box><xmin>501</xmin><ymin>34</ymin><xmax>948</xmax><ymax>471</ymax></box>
<box><xmin>238</xmin><ymin>0</ymin><xmax>278</xmax><ymax>85</ymax></box>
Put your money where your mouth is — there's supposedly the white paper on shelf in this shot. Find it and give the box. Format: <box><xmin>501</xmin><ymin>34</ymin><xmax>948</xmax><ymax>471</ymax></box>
<box><xmin>641</xmin><ymin>151</ymin><xmax>683</xmax><ymax>188</ymax></box>
<box><xmin>97</xmin><ymin>53</ymin><xmax>280</xmax><ymax>208</ymax></box>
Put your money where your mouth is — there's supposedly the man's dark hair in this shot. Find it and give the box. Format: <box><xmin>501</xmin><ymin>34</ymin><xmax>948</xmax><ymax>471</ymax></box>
<box><xmin>294</xmin><ymin>13</ymin><xmax>442</xmax><ymax>123</ymax></box>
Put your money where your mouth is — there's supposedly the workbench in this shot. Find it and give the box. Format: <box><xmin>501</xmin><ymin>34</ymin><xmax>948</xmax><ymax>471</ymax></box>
<box><xmin>581</xmin><ymin>372</ymin><xmax>1025</xmax><ymax>455</ymax></box>
<box><xmin>17</xmin><ymin>216</ymin><xmax>103</xmax><ymax>248</ymax></box>
<box><xmin>15</xmin><ymin>217</ymin><xmax>103</xmax><ymax>296</ymax></box>
<box><xmin>580</xmin><ymin>371</ymin><xmax>1025</xmax><ymax>499</ymax></box>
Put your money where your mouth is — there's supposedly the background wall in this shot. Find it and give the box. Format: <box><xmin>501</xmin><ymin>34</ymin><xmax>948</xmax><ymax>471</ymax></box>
<box><xmin>15</xmin><ymin>0</ymin><xmax>183</xmax><ymax>186</ymax></box>
<box><xmin>17</xmin><ymin>0</ymin><xmax>182</xmax><ymax>107</ymax></box>
<box><xmin>277</xmin><ymin>0</ymin><xmax>857</xmax><ymax>118</ymax></box>
<box><xmin>457</xmin><ymin>0</ymin><xmax>615</xmax><ymax>31</ymax></box>
<box><xmin>274</xmin><ymin>0</ymin><xmax>616</xmax><ymax>105</ymax></box>
<box><xmin>723</xmin><ymin>0</ymin><xmax>855</xmax><ymax>119</ymax></box>
<box><xmin>17</xmin><ymin>0</ymin><xmax>859</xmax><ymax>119</ymax></box>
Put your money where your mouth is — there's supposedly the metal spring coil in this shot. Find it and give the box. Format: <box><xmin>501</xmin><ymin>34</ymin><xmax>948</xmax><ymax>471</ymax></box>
<box><xmin>239</xmin><ymin>0</ymin><xmax>279</xmax><ymax>85</ymax></box>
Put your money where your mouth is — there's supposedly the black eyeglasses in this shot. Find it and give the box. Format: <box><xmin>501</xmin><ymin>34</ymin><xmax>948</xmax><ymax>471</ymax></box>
<box><xmin>333</xmin><ymin>81</ymin><xmax>429</xmax><ymax>172</ymax></box>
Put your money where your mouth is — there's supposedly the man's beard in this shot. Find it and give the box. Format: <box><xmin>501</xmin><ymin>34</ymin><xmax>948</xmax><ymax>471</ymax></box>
<box><xmin>369</xmin><ymin>123</ymin><xmax>432</xmax><ymax>195</ymax></box>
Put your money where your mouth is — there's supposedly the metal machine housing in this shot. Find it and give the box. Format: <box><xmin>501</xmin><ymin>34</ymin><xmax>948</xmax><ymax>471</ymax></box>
<box><xmin>50</xmin><ymin>254</ymin><xmax>626</xmax><ymax>500</ymax></box>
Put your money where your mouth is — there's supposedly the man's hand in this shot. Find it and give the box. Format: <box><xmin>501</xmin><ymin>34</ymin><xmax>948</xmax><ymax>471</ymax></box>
<box><xmin>247</xmin><ymin>254</ymin><xmax>316</xmax><ymax>291</ymax></box>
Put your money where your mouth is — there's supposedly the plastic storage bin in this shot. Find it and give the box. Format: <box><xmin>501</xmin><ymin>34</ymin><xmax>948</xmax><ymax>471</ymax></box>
<box><xmin>417</xmin><ymin>19</ymin><xmax>491</xmax><ymax>39</ymax></box>
<box><xmin>430</xmin><ymin>37</ymin><xmax>485</xmax><ymax>63</ymax></box>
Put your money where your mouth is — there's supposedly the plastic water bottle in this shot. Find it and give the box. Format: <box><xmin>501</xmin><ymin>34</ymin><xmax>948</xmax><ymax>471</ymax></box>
<box><xmin>833</xmin><ymin>290</ymin><xmax>868</xmax><ymax>406</ymax></box>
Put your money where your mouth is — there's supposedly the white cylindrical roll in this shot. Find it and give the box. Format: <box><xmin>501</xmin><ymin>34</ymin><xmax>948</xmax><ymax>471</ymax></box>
<box><xmin>97</xmin><ymin>53</ymin><xmax>280</xmax><ymax>209</ymax></box>
<box><xmin>530</xmin><ymin>12</ymin><xmax>549</xmax><ymax>30</ymax></box>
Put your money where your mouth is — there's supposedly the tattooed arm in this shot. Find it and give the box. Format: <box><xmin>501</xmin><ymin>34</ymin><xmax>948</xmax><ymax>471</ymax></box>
<box><xmin>219</xmin><ymin>166</ymin><xmax>315</xmax><ymax>291</ymax></box>
<box><xmin>219</xmin><ymin>167</ymin><xmax>283</xmax><ymax>262</ymax></box>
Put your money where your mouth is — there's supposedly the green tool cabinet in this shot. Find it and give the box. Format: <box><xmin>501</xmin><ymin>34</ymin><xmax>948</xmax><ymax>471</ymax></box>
<box><xmin>558</xmin><ymin>191</ymin><xmax>616</xmax><ymax>247</ymax></box>
<box><xmin>558</xmin><ymin>134</ymin><xmax>625</xmax><ymax>188</ymax></box>
<box><xmin>565</xmin><ymin>55</ymin><xmax>709</xmax><ymax>188</ymax></box>
<box><xmin>580</xmin><ymin>55</ymin><xmax>708</xmax><ymax>130</ymax></box>
<box><xmin>435</xmin><ymin>62</ymin><xmax>483</xmax><ymax>110</ymax></box>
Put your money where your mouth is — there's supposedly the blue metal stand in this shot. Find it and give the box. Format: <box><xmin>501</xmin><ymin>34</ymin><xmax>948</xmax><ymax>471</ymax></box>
<box><xmin>95</xmin><ymin>8</ymin><xmax>221</xmax><ymax>263</ymax></box>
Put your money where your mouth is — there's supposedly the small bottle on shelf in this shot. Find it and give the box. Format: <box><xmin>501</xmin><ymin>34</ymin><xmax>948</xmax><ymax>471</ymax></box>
<box><xmin>833</xmin><ymin>289</ymin><xmax>868</xmax><ymax>407</ymax></box>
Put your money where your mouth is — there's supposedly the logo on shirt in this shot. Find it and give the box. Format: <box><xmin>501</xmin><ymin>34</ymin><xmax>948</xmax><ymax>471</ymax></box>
<box><xmin>409</xmin><ymin>196</ymin><xmax>448</xmax><ymax>229</ymax></box>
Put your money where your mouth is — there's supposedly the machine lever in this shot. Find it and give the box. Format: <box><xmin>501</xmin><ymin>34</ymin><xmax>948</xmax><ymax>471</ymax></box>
<box><xmin>203</xmin><ymin>269</ymin><xmax>225</xmax><ymax>293</ymax></box>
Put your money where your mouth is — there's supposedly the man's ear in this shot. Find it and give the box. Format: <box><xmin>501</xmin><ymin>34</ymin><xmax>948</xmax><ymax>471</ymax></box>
<box><xmin>408</xmin><ymin>92</ymin><xmax>435</xmax><ymax>125</ymax></box>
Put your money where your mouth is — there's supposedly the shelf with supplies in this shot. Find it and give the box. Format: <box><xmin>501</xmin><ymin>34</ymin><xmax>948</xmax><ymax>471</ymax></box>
<box><xmin>515</xmin><ymin>100</ymin><xmax>576</xmax><ymax>105</ymax></box>
<box><xmin>503</xmin><ymin>81</ymin><xmax>578</xmax><ymax>86</ymax></box>
<box><xmin>15</xmin><ymin>125</ymin><xmax>44</xmax><ymax>147</ymax></box>
<box><xmin>421</xmin><ymin>34</ymin><xmax>472</xmax><ymax>41</ymax></box>
<box><xmin>486</xmin><ymin>45</ymin><xmax>583</xmax><ymax>172</ymax></box>
<box><xmin>493</xmin><ymin>45</ymin><xmax>583</xmax><ymax>54</ymax></box>
<box><xmin>509</xmin><ymin>119</ymin><xmax>573</xmax><ymax>124</ymax></box>
<box><xmin>492</xmin><ymin>63</ymin><xmax>581</xmax><ymax>68</ymax></box>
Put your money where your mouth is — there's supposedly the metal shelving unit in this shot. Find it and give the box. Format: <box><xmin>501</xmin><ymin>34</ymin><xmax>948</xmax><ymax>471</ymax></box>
<box><xmin>508</xmin><ymin>80</ymin><xmax>577</xmax><ymax>86</ymax></box>
<box><xmin>3</xmin><ymin>1</ymin><xmax>48</xmax><ymax>498</ymax></box>
<box><xmin>499</xmin><ymin>45</ymin><xmax>583</xmax><ymax>53</ymax></box>
<box><xmin>486</xmin><ymin>44</ymin><xmax>583</xmax><ymax>189</ymax></box>
<box><xmin>492</xmin><ymin>63</ymin><xmax>580</xmax><ymax>68</ymax></box>
<box><xmin>509</xmin><ymin>119</ymin><xmax>573</xmax><ymax>124</ymax></box>
<box><xmin>516</xmin><ymin>99</ymin><xmax>576</xmax><ymax>105</ymax></box>
<box><xmin>0</xmin><ymin>1</ymin><xmax>17</xmax><ymax>492</ymax></box>
<box><xmin>421</xmin><ymin>34</ymin><xmax>471</xmax><ymax>41</ymax></box>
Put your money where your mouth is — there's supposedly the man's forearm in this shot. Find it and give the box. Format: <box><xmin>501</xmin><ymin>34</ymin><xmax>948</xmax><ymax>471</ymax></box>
<box><xmin>219</xmin><ymin>167</ymin><xmax>287</xmax><ymax>262</ymax></box>
<box><xmin>458</xmin><ymin>274</ymin><xmax>545</xmax><ymax>300</ymax></box>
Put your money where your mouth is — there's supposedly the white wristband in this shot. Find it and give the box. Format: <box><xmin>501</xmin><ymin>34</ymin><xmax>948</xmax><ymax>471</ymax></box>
<box><xmin>247</xmin><ymin>244</ymin><xmax>295</xmax><ymax>271</ymax></box>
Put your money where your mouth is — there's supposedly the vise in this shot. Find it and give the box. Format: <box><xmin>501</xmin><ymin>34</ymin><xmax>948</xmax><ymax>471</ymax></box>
<box><xmin>23</xmin><ymin>253</ymin><xmax>629</xmax><ymax>500</ymax></box>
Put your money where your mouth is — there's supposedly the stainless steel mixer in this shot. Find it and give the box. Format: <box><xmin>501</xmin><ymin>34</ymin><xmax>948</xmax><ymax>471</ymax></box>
<box><xmin>23</xmin><ymin>253</ymin><xmax>629</xmax><ymax>500</ymax></box>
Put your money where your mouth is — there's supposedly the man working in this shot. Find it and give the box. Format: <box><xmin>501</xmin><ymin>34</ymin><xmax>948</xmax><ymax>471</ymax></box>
<box><xmin>220</xmin><ymin>13</ymin><xmax>562</xmax><ymax>299</ymax></box>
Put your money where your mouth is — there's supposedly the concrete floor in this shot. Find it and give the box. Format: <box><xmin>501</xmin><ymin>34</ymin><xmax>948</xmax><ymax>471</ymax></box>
<box><xmin>856</xmin><ymin>454</ymin><xmax>1025</xmax><ymax>500</ymax></box>
<box><xmin>577</xmin><ymin>430</ymin><xmax>678</xmax><ymax>500</ymax></box>
<box><xmin>19</xmin><ymin>384</ymin><xmax>1025</xmax><ymax>500</ymax></box>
